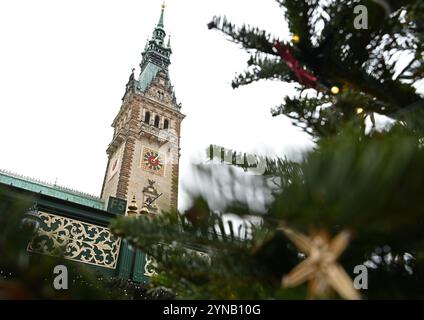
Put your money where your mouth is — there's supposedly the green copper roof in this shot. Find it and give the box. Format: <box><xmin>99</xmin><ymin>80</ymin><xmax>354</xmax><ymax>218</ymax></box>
<box><xmin>157</xmin><ymin>5</ymin><xmax>165</xmax><ymax>29</ymax></box>
<box><xmin>137</xmin><ymin>62</ymin><xmax>161</xmax><ymax>92</ymax></box>
<box><xmin>0</xmin><ymin>169</ymin><xmax>104</xmax><ymax>210</ymax></box>
<box><xmin>137</xmin><ymin>5</ymin><xmax>171</xmax><ymax>93</ymax></box>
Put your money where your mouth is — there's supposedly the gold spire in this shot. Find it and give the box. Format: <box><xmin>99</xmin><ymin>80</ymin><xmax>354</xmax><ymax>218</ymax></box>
<box><xmin>127</xmin><ymin>196</ymin><xmax>139</xmax><ymax>217</ymax></box>
<box><xmin>140</xmin><ymin>205</ymin><xmax>150</xmax><ymax>215</ymax></box>
<box><xmin>157</xmin><ymin>1</ymin><xmax>166</xmax><ymax>29</ymax></box>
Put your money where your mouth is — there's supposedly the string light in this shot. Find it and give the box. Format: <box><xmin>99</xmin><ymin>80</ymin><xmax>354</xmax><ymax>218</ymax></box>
<box><xmin>331</xmin><ymin>86</ymin><xmax>340</xmax><ymax>95</ymax></box>
<box><xmin>356</xmin><ymin>107</ymin><xmax>365</xmax><ymax>114</ymax></box>
<box><xmin>292</xmin><ymin>34</ymin><xmax>300</xmax><ymax>43</ymax></box>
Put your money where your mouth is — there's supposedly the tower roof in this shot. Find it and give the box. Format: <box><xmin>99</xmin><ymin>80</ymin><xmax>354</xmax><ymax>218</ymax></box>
<box><xmin>138</xmin><ymin>63</ymin><xmax>162</xmax><ymax>92</ymax></box>
<box><xmin>157</xmin><ymin>2</ymin><xmax>165</xmax><ymax>29</ymax></box>
<box><xmin>136</xmin><ymin>3</ymin><xmax>172</xmax><ymax>93</ymax></box>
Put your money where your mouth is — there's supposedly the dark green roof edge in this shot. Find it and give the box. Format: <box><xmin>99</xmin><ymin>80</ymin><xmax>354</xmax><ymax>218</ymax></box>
<box><xmin>0</xmin><ymin>169</ymin><xmax>104</xmax><ymax>210</ymax></box>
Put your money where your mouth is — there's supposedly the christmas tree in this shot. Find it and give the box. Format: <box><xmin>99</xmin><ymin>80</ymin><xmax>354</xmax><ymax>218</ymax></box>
<box><xmin>1</xmin><ymin>0</ymin><xmax>423</xmax><ymax>300</ymax></box>
<box><xmin>111</xmin><ymin>0</ymin><xmax>424</xmax><ymax>299</ymax></box>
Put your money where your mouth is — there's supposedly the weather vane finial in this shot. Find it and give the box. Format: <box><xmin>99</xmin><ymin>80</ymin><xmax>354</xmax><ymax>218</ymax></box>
<box><xmin>161</xmin><ymin>1</ymin><xmax>166</xmax><ymax>10</ymax></box>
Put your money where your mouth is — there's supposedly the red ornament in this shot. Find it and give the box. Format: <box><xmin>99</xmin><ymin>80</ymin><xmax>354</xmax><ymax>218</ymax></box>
<box><xmin>274</xmin><ymin>41</ymin><xmax>318</xmax><ymax>88</ymax></box>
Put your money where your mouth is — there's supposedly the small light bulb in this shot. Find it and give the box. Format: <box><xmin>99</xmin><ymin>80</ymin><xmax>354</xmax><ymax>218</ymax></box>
<box><xmin>356</xmin><ymin>107</ymin><xmax>364</xmax><ymax>114</ymax></box>
<box><xmin>292</xmin><ymin>35</ymin><xmax>300</xmax><ymax>43</ymax></box>
<box><xmin>331</xmin><ymin>86</ymin><xmax>340</xmax><ymax>95</ymax></box>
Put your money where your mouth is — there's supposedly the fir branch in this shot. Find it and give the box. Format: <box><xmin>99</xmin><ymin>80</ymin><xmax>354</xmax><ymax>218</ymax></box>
<box><xmin>208</xmin><ymin>16</ymin><xmax>277</xmax><ymax>54</ymax></box>
<box><xmin>232</xmin><ymin>54</ymin><xmax>294</xmax><ymax>88</ymax></box>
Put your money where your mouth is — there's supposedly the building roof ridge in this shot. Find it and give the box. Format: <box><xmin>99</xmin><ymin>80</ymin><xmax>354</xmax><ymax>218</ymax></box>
<box><xmin>0</xmin><ymin>168</ymin><xmax>102</xmax><ymax>201</ymax></box>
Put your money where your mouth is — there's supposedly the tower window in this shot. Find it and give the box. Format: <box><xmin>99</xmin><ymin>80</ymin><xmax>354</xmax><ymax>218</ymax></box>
<box><xmin>157</xmin><ymin>91</ymin><xmax>164</xmax><ymax>101</ymax></box>
<box><xmin>145</xmin><ymin>111</ymin><xmax>151</xmax><ymax>124</ymax></box>
<box><xmin>154</xmin><ymin>115</ymin><xmax>160</xmax><ymax>128</ymax></box>
<box><xmin>164</xmin><ymin>119</ymin><xmax>169</xmax><ymax>129</ymax></box>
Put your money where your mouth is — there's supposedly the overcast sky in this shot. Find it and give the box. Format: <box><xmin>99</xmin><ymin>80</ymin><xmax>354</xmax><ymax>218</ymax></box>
<box><xmin>0</xmin><ymin>0</ymin><xmax>314</xmax><ymax>211</ymax></box>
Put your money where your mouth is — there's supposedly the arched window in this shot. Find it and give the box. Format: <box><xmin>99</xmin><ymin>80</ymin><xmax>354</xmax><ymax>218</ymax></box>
<box><xmin>157</xmin><ymin>91</ymin><xmax>164</xmax><ymax>101</ymax></box>
<box><xmin>154</xmin><ymin>115</ymin><xmax>160</xmax><ymax>128</ymax></box>
<box><xmin>164</xmin><ymin>119</ymin><xmax>169</xmax><ymax>129</ymax></box>
<box><xmin>144</xmin><ymin>111</ymin><xmax>151</xmax><ymax>124</ymax></box>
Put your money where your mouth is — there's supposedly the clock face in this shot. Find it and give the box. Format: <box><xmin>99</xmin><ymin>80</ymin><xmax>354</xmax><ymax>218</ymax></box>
<box><xmin>142</xmin><ymin>147</ymin><xmax>165</xmax><ymax>175</ymax></box>
<box><xmin>108</xmin><ymin>152</ymin><xmax>121</xmax><ymax>180</ymax></box>
<box><xmin>111</xmin><ymin>158</ymin><xmax>118</xmax><ymax>172</ymax></box>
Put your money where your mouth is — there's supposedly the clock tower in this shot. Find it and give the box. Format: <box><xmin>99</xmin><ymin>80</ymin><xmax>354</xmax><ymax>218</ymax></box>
<box><xmin>101</xmin><ymin>4</ymin><xmax>185</xmax><ymax>214</ymax></box>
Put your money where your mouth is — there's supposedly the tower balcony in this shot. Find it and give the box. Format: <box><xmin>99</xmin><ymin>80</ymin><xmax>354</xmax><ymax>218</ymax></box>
<box><xmin>139</xmin><ymin>123</ymin><xmax>168</xmax><ymax>146</ymax></box>
<box><xmin>106</xmin><ymin>130</ymin><xmax>127</xmax><ymax>155</ymax></box>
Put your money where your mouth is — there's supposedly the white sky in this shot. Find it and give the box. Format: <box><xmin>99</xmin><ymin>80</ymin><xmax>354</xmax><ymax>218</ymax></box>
<box><xmin>0</xmin><ymin>0</ymin><xmax>313</xmax><ymax>211</ymax></box>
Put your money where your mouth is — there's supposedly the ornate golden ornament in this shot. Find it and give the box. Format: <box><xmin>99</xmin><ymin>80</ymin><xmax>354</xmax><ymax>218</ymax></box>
<box><xmin>127</xmin><ymin>196</ymin><xmax>139</xmax><ymax>217</ymax></box>
<box><xmin>279</xmin><ymin>226</ymin><xmax>360</xmax><ymax>300</ymax></box>
<box><xmin>140</xmin><ymin>205</ymin><xmax>150</xmax><ymax>215</ymax></box>
<box><xmin>27</xmin><ymin>212</ymin><xmax>121</xmax><ymax>269</ymax></box>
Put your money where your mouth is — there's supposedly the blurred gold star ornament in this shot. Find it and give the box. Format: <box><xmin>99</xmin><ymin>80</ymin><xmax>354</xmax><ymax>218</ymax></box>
<box><xmin>279</xmin><ymin>226</ymin><xmax>361</xmax><ymax>300</ymax></box>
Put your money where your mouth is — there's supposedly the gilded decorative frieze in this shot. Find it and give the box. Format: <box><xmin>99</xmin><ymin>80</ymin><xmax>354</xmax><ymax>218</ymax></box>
<box><xmin>27</xmin><ymin>212</ymin><xmax>121</xmax><ymax>269</ymax></box>
<box><xmin>144</xmin><ymin>255</ymin><xmax>158</xmax><ymax>277</ymax></box>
